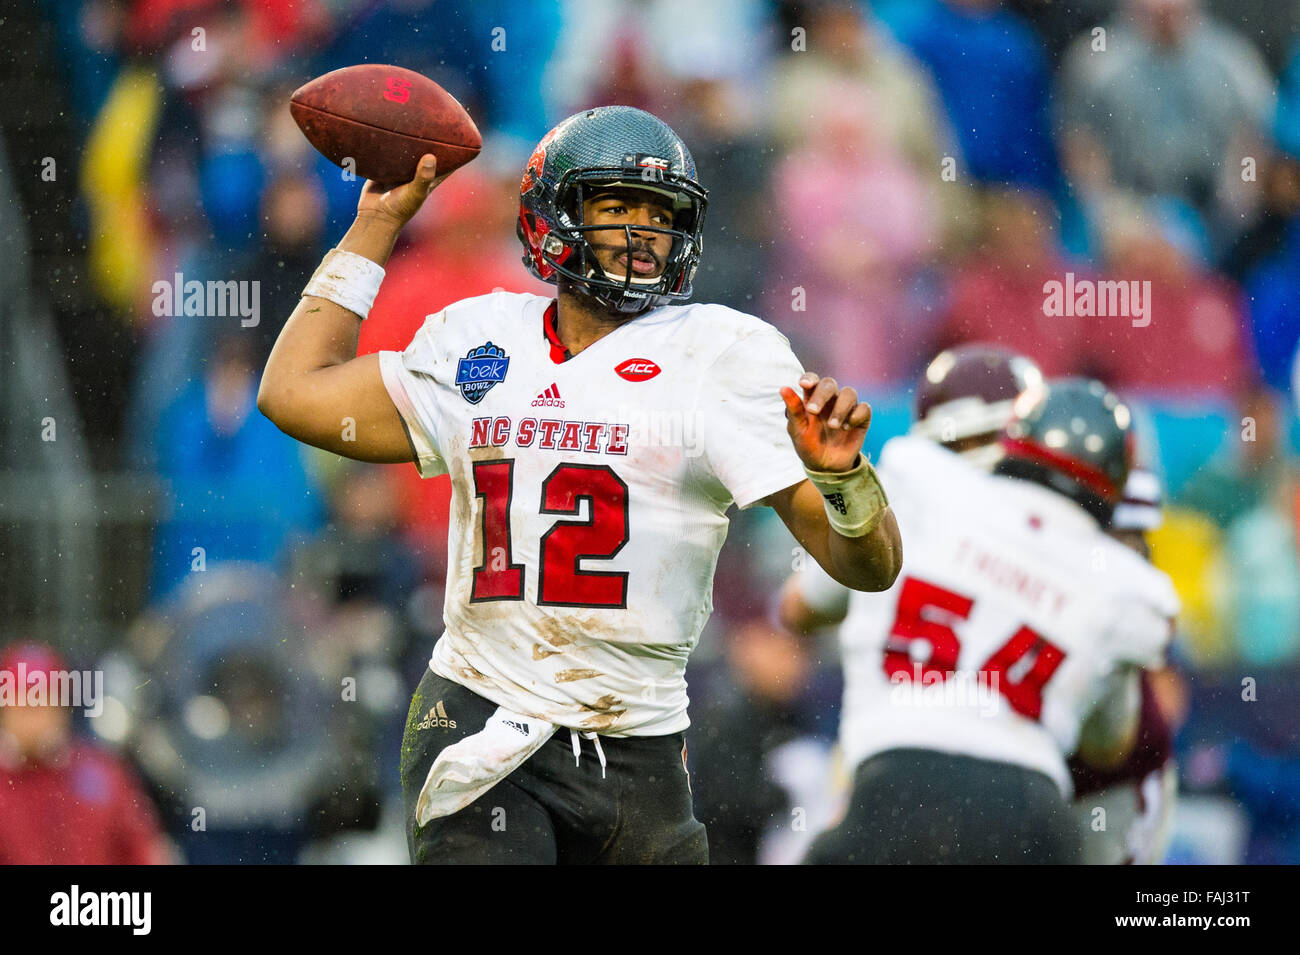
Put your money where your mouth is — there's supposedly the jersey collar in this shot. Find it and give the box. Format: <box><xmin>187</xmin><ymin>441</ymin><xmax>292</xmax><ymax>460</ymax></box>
<box><xmin>541</xmin><ymin>300</ymin><xmax>571</xmax><ymax>364</ymax></box>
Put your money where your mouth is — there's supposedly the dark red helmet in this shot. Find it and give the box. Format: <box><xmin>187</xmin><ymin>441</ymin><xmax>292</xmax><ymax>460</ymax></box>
<box><xmin>912</xmin><ymin>345</ymin><xmax>1044</xmax><ymax>447</ymax></box>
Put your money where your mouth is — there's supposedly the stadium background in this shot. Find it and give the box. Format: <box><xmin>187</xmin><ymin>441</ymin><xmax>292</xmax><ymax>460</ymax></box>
<box><xmin>1</xmin><ymin>0</ymin><xmax>1298</xmax><ymax>864</ymax></box>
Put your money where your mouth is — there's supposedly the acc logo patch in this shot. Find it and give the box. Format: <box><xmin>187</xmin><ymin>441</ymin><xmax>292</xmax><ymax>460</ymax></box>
<box><xmin>456</xmin><ymin>342</ymin><xmax>510</xmax><ymax>404</ymax></box>
<box><xmin>623</xmin><ymin>153</ymin><xmax>669</xmax><ymax>180</ymax></box>
<box><xmin>615</xmin><ymin>358</ymin><xmax>661</xmax><ymax>381</ymax></box>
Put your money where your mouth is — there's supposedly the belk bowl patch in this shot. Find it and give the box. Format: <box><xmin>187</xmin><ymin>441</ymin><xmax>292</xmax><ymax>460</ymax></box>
<box><xmin>456</xmin><ymin>342</ymin><xmax>510</xmax><ymax>404</ymax></box>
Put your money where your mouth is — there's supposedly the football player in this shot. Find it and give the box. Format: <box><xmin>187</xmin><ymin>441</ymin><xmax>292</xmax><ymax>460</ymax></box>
<box><xmin>781</xmin><ymin>344</ymin><xmax>1043</xmax><ymax>633</ymax></box>
<box><xmin>1069</xmin><ymin>467</ymin><xmax>1181</xmax><ymax>864</ymax></box>
<box><xmin>257</xmin><ymin>106</ymin><xmax>902</xmax><ymax>864</ymax></box>
<box><xmin>788</xmin><ymin>376</ymin><xmax>1178</xmax><ymax>864</ymax></box>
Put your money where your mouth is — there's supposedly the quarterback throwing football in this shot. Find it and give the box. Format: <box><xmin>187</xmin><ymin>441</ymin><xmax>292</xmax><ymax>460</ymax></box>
<box><xmin>258</xmin><ymin>106</ymin><xmax>901</xmax><ymax>864</ymax></box>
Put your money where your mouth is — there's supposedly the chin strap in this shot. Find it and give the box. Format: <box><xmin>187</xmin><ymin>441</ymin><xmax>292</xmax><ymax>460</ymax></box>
<box><xmin>595</xmin><ymin>265</ymin><xmax>666</xmax><ymax>288</ymax></box>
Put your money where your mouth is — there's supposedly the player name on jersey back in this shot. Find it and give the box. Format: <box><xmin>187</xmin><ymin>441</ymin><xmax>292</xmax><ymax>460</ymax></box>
<box><xmin>836</xmin><ymin>435</ymin><xmax>1180</xmax><ymax>794</ymax></box>
<box><xmin>379</xmin><ymin>291</ymin><xmax>808</xmax><ymax>736</ymax></box>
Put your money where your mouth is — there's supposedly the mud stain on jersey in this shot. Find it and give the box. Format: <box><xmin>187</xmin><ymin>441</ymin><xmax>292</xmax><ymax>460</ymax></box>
<box><xmin>554</xmin><ymin>668</ymin><xmax>603</xmax><ymax>683</ymax></box>
<box><xmin>578</xmin><ymin>693</ymin><xmax>626</xmax><ymax>730</ymax></box>
<box><xmin>454</xmin><ymin>664</ymin><xmax>490</xmax><ymax>685</ymax></box>
<box><xmin>445</xmin><ymin>432</ymin><xmax>468</xmax><ymax>461</ymax></box>
<box><xmin>452</xmin><ymin>487</ymin><xmax>474</xmax><ymax>557</ymax></box>
<box><xmin>532</xmin><ymin>644</ymin><xmax>560</xmax><ymax>660</ymax></box>
<box><xmin>533</xmin><ymin>614</ymin><xmax>579</xmax><ymax>647</ymax></box>
<box><xmin>579</xmin><ymin>707</ymin><xmax>626</xmax><ymax>731</ymax></box>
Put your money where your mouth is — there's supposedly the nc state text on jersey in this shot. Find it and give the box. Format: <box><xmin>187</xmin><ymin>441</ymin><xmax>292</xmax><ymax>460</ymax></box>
<box><xmin>470</xmin><ymin>416</ymin><xmax>630</xmax><ymax>455</ymax></box>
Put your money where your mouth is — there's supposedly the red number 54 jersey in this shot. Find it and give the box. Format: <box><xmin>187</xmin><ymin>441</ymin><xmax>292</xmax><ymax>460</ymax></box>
<box><xmin>380</xmin><ymin>291</ymin><xmax>807</xmax><ymax>736</ymax></box>
<box><xmin>835</xmin><ymin>436</ymin><xmax>1180</xmax><ymax>794</ymax></box>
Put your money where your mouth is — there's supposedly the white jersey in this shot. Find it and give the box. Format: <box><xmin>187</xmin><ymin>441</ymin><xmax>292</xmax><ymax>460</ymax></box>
<box><xmin>379</xmin><ymin>291</ymin><xmax>807</xmax><ymax>736</ymax></box>
<box><xmin>828</xmin><ymin>435</ymin><xmax>1180</xmax><ymax>794</ymax></box>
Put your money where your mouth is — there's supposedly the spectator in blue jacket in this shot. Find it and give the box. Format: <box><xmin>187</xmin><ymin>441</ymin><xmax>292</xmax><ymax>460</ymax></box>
<box><xmin>151</xmin><ymin>333</ymin><xmax>323</xmax><ymax>597</ymax></box>
<box><xmin>884</xmin><ymin>0</ymin><xmax>1061</xmax><ymax>192</ymax></box>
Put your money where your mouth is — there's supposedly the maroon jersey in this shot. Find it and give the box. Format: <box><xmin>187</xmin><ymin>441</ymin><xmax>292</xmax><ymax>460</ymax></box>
<box><xmin>1070</xmin><ymin>671</ymin><xmax>1173</xmax><ymax>798</ymax></box>
<box><xmin>1068</xmin><ymin>671</ymin><xmax>1176</xmax><ymax>863</ymax></box>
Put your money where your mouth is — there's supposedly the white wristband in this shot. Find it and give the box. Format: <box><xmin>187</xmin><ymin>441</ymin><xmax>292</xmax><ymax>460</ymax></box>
<box><xmin>302</xmin><ymin>248</ymin><xmax>386</xmax><ymax>319</ymax></box>
<box><xmin>804</xmin><ymin>454</ymin><xmax>890</xmax><ymax>538</ymax></box>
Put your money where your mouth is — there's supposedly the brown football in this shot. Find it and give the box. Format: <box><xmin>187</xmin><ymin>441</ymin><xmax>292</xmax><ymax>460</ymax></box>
<box><xmin>289</xmin><ymin>64</ymin><xmax>481</xmax><ymax>185</ymax></box>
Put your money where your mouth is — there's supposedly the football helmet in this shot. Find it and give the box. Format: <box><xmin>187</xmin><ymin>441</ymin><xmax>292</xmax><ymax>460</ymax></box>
<box><xmin>912</xmin><ymin>344</ymin><xmax>1043</xmax><ymax>468</ymax></box>
<box><xmin>994</xmin><ymin>377</ymin><xmax>1135</xmax><ymax>523</ymax></box>
<box><xmin>517</xmin><ymin>106</ymin><xmax>708</xmax><ymax>315</ymax></box>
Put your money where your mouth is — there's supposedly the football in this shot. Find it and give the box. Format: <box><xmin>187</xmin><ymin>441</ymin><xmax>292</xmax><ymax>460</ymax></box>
<box><xmin>289</xmin><ymin>64</ymin><xmax>482</xmax><ymax>186</ymax></box>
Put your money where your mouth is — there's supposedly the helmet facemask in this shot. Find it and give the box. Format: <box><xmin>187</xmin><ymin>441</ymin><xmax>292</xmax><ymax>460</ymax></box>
<box><xmin>545</xmin><ymin>171</ymin><xmax>707</xmax><ymax>315</ymax></box>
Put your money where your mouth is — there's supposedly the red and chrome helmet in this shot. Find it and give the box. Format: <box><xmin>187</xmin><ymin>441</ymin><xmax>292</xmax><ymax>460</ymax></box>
<box><xmin>995</xmin><ymin>377</ymin><xmax>1135</xmax><ymax>523</ymax></box>
<box><xmin>911</xmin><ymin>344</ymin><xmax>1043</xmax><ymax>467</ymax></box>
<box><xmin>516</xmin><ymin>106</ymin><xmax>708</xmax><ymax>315</ymax></box>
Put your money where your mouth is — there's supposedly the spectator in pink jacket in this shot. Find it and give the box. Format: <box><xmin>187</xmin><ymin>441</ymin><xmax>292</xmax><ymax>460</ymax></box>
<box><xmin>766</xmin><ymin>88</ymin><xmax>938</xmax><ymax>387</ymax></box>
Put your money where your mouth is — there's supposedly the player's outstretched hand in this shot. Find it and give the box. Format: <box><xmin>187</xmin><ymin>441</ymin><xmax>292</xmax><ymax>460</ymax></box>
<box><xmin>780</xmin><ymin>373</ymin><xmax>871</xmax><ymax>472</ymax></box>
<box><xmin>357</xmin><ymin>152</ymin><xmax>449</xmax><ymax>229</ymax></box>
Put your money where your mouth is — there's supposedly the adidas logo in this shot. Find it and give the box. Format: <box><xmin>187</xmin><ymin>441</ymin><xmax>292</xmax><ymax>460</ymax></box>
<box><xmin>416</xmin><ymin>700</ymin><xmax>457</xmax><ymax>730</ymax></box>
<box><xmin>531</xmin><ymin>383</ymin><xmax>565</xmax><ymax>407</ymax></box>
<box><xmin>502</xmin><ymin>719</ymin><xmax>530</xmax><ymax>736</ymax></box>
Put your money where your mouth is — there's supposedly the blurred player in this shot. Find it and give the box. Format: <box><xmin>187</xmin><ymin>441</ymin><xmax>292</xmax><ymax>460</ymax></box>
<box><xmin>789</xmin><ymin>376</ymin><xmax>1179</xmax><ymax>863</ymax></box>
<box><xmin>781</xmin><ymin>344</ymin><xmax>1043</xmax><ymax>632</ymax></box>
<box><xmin>1069</xmin><ymin>468</ymin><xmax>1182</xmax><ymax>864</ymax></box>
<box><xmin>257</xmin><ymin>105</ymin><xmax>902</xmax><ymax>864</ymax></box>
<box><xmin>786</xmin><ymin>356</ymin><xmax>1185</xmax><ymax>864</ymax></box>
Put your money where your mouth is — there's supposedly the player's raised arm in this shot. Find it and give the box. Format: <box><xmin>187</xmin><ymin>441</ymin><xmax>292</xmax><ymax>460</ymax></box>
<box><xmin>764</xmin><ymin>373</ymin><xmax>903</xmax><ymax>592</ymax></box>
<box><xmin>256</xmin><ymin>155</ymin><xmax>446</xmax><ymax>461</ymax></box>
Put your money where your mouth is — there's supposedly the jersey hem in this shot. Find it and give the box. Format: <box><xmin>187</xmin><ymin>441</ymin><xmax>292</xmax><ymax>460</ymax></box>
<box><xmin>425</xmin><ymin>656</ymin><xmax>691</xmax><ymax>738</ymax></box>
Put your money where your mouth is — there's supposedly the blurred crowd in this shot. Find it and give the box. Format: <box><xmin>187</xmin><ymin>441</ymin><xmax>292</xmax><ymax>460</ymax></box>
<box><xmin>5</xmin><ymin>0</ymin><xmax>1300</xmax><ymax>863</ymax></box>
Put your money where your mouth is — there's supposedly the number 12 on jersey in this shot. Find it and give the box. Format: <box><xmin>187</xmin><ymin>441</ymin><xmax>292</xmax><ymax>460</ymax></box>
<box><xmin>470</xmin><ymin>459</ymin><xmax>630</xmax><ymax>608</ymax></box>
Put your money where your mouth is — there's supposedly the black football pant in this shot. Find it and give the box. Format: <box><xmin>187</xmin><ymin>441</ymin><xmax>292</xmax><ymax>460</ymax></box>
<box><xmin>805</xmin><ymin>748</ymin><xmax>1082</xmax><ymax>864</ymax></box>
<box><xmin>400</xmin><ymin>668</ymin><xmax>708</xmax><ymax>864</ymax></box>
